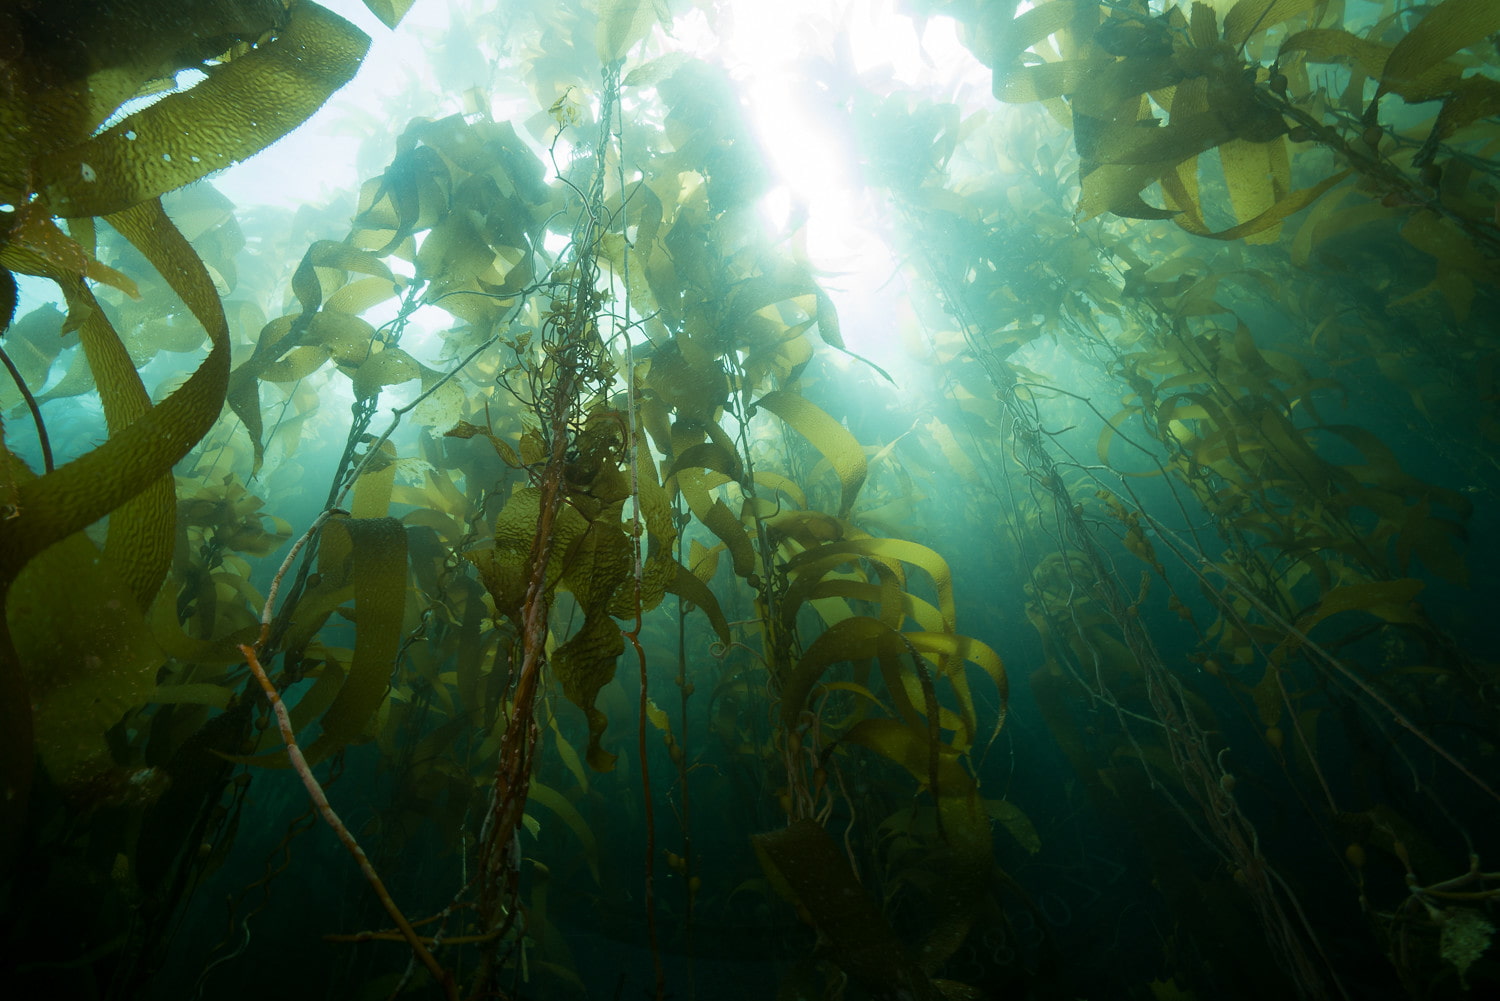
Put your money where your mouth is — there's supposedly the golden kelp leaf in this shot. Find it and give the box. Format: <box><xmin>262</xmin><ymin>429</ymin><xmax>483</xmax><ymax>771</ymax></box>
<box><xmin>1296</xmin><ymin>578</ymin><xmax>1426</xmax><ymax>633</ymax></box>
<box><xmin>632</xmin><ymin>433</ymin><xmax>675</xmax><ymax>543</ymax></box>
<box><xmin>596</xmin><ymin>0</ymin><xmax>660</xmax><ymax>63</ymax></box>
<box><xmin>1433</xmin><ymin>75</ymin><xmax>1500</xmax><ymax>141</ymax></box>
<box><xmin>1278</xmin><ymin>28</ymin><xmax>1391</xmax><ymax>80</ymax></box>
<box><xmin>1</xmin><ymin>199</ymin><xmax>230</xmax><ymax>579</ymax></box>
<box><xmin>809</xmin><ymin>579</ymin><xmax>947</xmax><ymax>634</ymax></box>
<box><xmin>985</xmin><ymin>798</ymin><xmax>1041</xmax><ymax>854</ymax></box>
<box><xmin>292</xmin><ymin>241</ymin><xmax>399</xmax><ymax>316</ymax></box>
<box><xmin>9</xmin><ymin>534</ymin><xmax>164</xmax><ymax>788</ymax></box>
<box><xmin>1216</xmin><ymin>137</ymin><xmax>1290</xmax><ymax>243</ymax></box>
<box><xmin>363</xmin><ymin>0</ymin><xmax>416</xmax><ymax>29</ymax></box>
<box><xmin>786</xmin><ymin>537</ymin><xmax>956</xmax><ymax>633</ymax></box>
<box><xmin>528</xmin><ymin>781</ymin><xmax>601</xmax><ymax>884</ymax></box>
<box><xmin>42</xmin><ymin>272</ymin><xmax>172</xmax><ymax>608</ymax></box>
<box><xmin>0</xmin><ymin>213</ymin><xmax>140</xmax><ymax>299</ymax></box>
<box><xmin>994</xmin><ymin>60</ymin><xmax>1117</xmax><ymax>104</ymax></box>
<box><xmin>351</xmin><ymin>345</ymin><xmax>421</xmax><ymax>400</ymax></box>
<box><xmin>752</xmin><ymin>470</ymin><xmax>808</xmax><ymax>509</ymax></box>
<box><xmin>754</xmin><ymin>391</ymin><xmax>866</xmax><ymax>517</ymax></box>
<box><xmin>666</xmin><ymin>441</ymin><xmax>742</xmax><ymax>484</ymax></box>
<box><xmin>753</xmin><ymin>820</ymin><xmax>943</xmax><ymax>1001</ymax></box>
<box><xmin>924</xmin><ymin>417</ymin><xmax>977</xmax><ymax>481</ymax></box>
<box><xmin>1178</xmin><ymin>168</ymin><xmax>1350</xmax><ymax>242</ymax></box>
<box><xmin>1079</xmin><ymin>112</ymin><xmax>1237</xmax><ymax>220</ymax></box>
<box><xmin>259</xmin><ymin>344</ymin><xmax>331</xmax><ymax>383</ymax></box>
<box><xmin>1378</xmin><ymin>0</ymin><xmax>1500</xmax><ymax>103</ymax></box>
<box><xmin>905</xmin><ymin>631</ymin><xmax>1008</xmax><ymax>750</ymax></box>
<box><xmin>985</xmin><ymin>0</ymin><xmax>1094</xmax><ymax>75</ymax></box>
<box><xmin>779</xmin><ymin>617</ymin><xmax>910</xmax><ymax>730</ymax></box>
<box><xmin>552</xmin><ymin>607</ymin><xmax>624</xmax><ymax>772</ymax></box>
<box><xmin>702</xmin><ymin>497</ymin><xmax>755</xmax><ymax>578</ymax></box>
<box><xmin>843</xmin><ymin>717</ymin><xmax>974</xmax><ymax>799</ymax></box>
<box><xmin>147</xmin><ymin>587</ymin><xmax>255</xmax><ymax>666</ymax></box>
<box><xmin>352</xmin><ymin>440</ymin><xmax>398</xmax><ymax>518</ymax></box>
<box><xmin>687</xmin><ymin>537</ymin><xmax>720</xmax><ymax>583</ymax></box>
<box><xmin>38</xmin><ymin>3</ymin><xmax>370</xmax><ymax>219</ymax></box>
<box><xmin>302</xmin><ymin>518</ymin><xmax>408</xmax><ymax>764</ymax></box>
<box><xmin>667</xmin><ymin>562</ymin><xmax>731</xmax><ymax>644</ymax></box>
<box><xmin>1222</xmin><ymin>0</ymin><xmax>1317</xmax><ymax>48</ymax></box>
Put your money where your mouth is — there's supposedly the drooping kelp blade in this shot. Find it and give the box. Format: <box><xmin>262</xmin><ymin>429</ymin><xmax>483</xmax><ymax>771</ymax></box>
<box><xmin>8</xmin><ymin>534</ymin><xmax>165</xmax><ymax>789</ymax></box>
<box><xmin>754</xmin><ymin>390</ymin><xmax>867</xmax><ymax>517</ymax></box>
<box><xmin>303</xmin><ymin>518</ymin><xmax>407</xmax><ymax>764</ymax></box>
<box><xmin>0</xmin><ymin>200</ymin><xmax>229</xmax><ymax>575</ymax></box>
<box><xmin>0</xmin><ymin>198</ymin><xmax>230</xmax><ymax>857</ymax></box>
<box><xmin>35</xmin><ymin>2</ymin><xmax>370</xmax><ymax>219</ymax></box>
<box><xmin>753</xmin><ymin>820</ymin><xmax>943</xmax><ymax>1001</ymax></box>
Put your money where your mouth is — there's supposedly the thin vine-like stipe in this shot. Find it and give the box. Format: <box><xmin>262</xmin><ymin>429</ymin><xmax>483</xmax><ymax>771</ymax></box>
<box><xmin>240</xmin><ymin>644</ymin><xmax>457</xmax><ymax>1001</ymax></box>
<box><xmin>0</xmin><ymin>343</ymin><xmax>52</xmax><ymax>472</ymax></box>
<box><xmin>335</xmin><ymin>332</ymin><xmax>501</xmax><ymax>509</ymax></box>
<box><xmin>257</xmin><ymin>506</ymin><xmax>346</xmax><ymax>643</ymax></box>
<box><xmin>610</xmin><ymin>60</ymin><xmax>666</xmax><ymax>1001</ymax></box>
<box><xmin>1147</xmin><ymin>516</ymin><xmax>1500</xmax><ymax>806</ymax></box>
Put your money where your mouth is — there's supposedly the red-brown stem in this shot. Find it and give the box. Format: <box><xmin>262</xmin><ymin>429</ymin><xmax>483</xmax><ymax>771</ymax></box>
<box><xmin>258</xmin><ymin>506</ymin><xmax>345</xmax><ymax>647</ymax></box>
<box><xmin>241</xmin><ymin>643</ymin><xmax>457</xmax><ymax>1001</ymax></box>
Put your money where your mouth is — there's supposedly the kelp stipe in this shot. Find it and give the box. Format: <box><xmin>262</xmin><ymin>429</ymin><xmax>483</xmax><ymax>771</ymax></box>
<box><xmin>1</xmin><ymin>1</ymin><xmax>1498</xmax><ymax>999</ymax></box>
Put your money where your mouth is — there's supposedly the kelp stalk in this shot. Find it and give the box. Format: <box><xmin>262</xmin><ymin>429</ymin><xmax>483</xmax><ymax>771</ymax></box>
<box><xmin>0</xmin><ymin>346</ymin><xmax>52</xmax><ymax>473</ymax></box>
<box><xmin>240</xmin><ymin>642</ymin><xmax>457</xmax><ymax>1001</ymax></box>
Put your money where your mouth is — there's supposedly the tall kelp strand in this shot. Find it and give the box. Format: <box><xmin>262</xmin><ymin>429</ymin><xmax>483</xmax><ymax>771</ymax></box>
<box><xmin>0</xmin><ymin>0</ymin><xmax>1496</xmax><ymax>999</ymax></box>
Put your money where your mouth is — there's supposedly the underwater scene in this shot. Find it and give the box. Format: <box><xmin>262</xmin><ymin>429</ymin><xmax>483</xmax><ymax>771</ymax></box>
<box><xmin>2</xmin><ymin>0</ymin><xmax>1499</xmax><ymax>998</ymax></box>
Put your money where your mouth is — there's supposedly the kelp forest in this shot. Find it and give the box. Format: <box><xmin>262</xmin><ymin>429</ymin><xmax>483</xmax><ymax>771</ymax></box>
<box><xmin>1</xmin><ymin>0</ymin><xmax>1498</xmax><ymax>998</ymax></box>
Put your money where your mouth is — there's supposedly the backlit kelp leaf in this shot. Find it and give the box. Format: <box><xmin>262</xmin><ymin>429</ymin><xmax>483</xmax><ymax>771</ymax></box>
<box><xmin>1278</xmin><ymin>28</ymin><xmax>1392</xmax><ymax>80</ymax></box>
<box><xmin>0</xmin><ymin>213</ymin><xmax>140</xmax><ymax>300</ymax></box>
<box><xmin>363</xmin><ymin>0</ymin><xmax>416</xmax><ymax>29</ymax></box>
<box><xmin>352</xmin><ymin>440</ymin><xmax>398</xmax><ymax>518</ymax></box>
<box><xmin>292</xmin><ymin>240</ymin><xmax>400</xmax><ymax>317</ymax></box>
<box><xmin>754</xmin><ymin>391</ymin><xmax>866</xmax><ymax>517</ymax></box>
<box><xmin>1431</xmin><ymin>75</ymin><xmax>1500</xmax><ymax>142</ymax></box>
<box><xmin>1</xmin><ymin>198</ymin><xmax>230</xmax><ymax>579</ymax></box>
<box><xmin>0</xmin><ymin>1</ymin><xmax>284</xmax><ymax>195</ymax></box>
<box><xmin>1215</xmin><ymin>137</ymin><xmax>1291</xmax><ymax>244</ymax></box>
<box><xmin>1179</xmin><ymin>169</ymin><xmax>1351</xmax><ymax>242</ymax></box>
<box><xmin>596</xmin><ymin>0</ymin><xmax>660</xmax><ymax>63</ymax></box>
<box><xmin>808</xmin><ymin>579</ymin><xmax>946</xmax><ymax>634</ymax></box>
<box><xmin>783</xmin><ymin>537</ymin><xmax>955</xmax><ymax>633</ymax></box>
<box><xmin>700</xmin><ymin>495</ymin><xmax>756</xmax><ymax>578</ymax></box>
<box><xmin>1378</xmin><ymin>0</ymin><xmax>1500</xmax><ymax>103</ymax></box>
<box><xmin>1222</xmin><ymin>0</ymin><xmax>1318</xmax><ymax>48</ymax></box>
<box><xmin>351</xmin><ymin>345</ymin><xmax>422</xmax><ymax>400</ymax></box>
<box><xmin>982</xmin><ymin>0</ymin><xmax>1094</xmax><ymax>76</ymax></box>
<box><xmin>1079</xmin><ymin>112</ymin><xmax>1239</xmax><ymax>220</ymax></box>
<box><xmin>904</xmin><ymin>631</ymin><xmax>1008</xmax><ymax>752</ymax></box>
<box><xmin>38</xmin><ymin>3</ymin><xmax>370</xmax><ymax>219</ymax></box>
<box><xmin>994</xmin><ymin>59</ymin><xmax>1115</xmax><ymax>104</ymax></box>
<box><xmin>665</xmin><ymin>441</ymin><xmax>743</xmax><ymax>485</ymax></box>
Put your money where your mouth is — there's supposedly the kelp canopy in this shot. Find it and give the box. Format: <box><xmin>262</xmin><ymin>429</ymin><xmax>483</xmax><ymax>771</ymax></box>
<box><xmin>0</xmin><ymin>0</ymin><xmax>1497</xmax><ymax>998</ymax></box>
